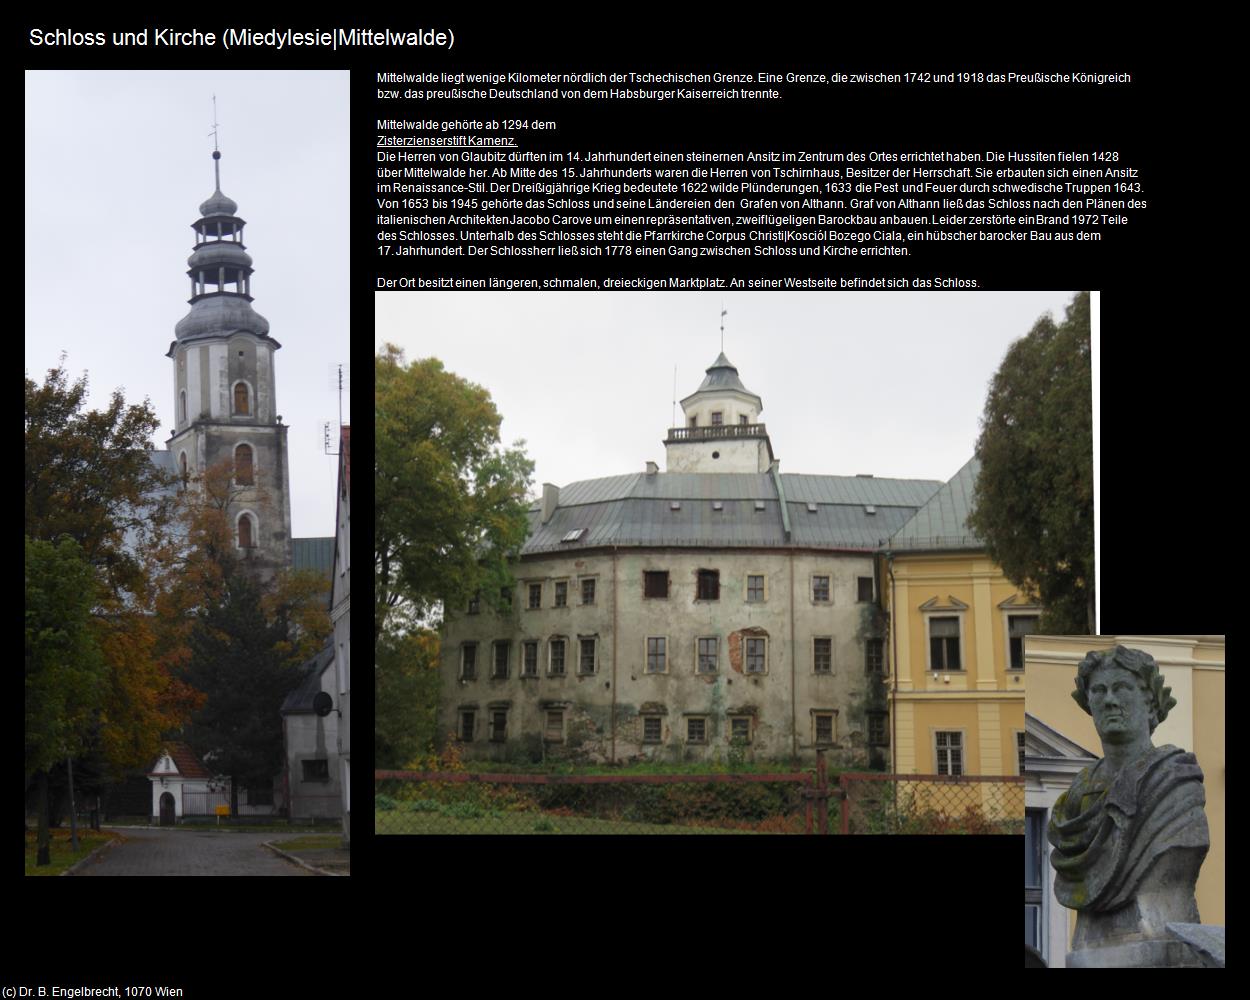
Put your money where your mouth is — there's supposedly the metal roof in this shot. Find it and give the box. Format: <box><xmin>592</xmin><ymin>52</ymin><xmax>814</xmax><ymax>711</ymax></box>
<box><xmin>292</xmin><ymin>536</ymin><xmax>335</xmax><ymax>578</ymax></box>
<box><xmin>521</xmin><ymin>471</ymin><xmax>942</xmax><ymax>555</ymax></box>
<box><xmin>681</xmin><ymin>352</ymin><xmax>763</xmax><ymax>408</ymax></box>
<box><xmin>887</xmin><ymin>456</ymin><xmax>984</xmax><ymax>551</ymax></box>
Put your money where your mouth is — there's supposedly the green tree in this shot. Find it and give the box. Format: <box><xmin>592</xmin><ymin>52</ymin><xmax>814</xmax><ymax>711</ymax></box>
<box><xmin>374</xmin><ymin>346</ymin><xmax>533</xmax><ymax>636</ymax></box>
<box><xmin>376</xmin><ymin>629</ymin><xmax>441</xmax><ymax>768</ymax></box>
<box><xmin>967</xmin><ymin>292</ymin><xmax>1094</xmax><ymax>633</ymax></box>
<box><xmin>25</xmin><ymin>536</ymin><xmax>107</xmax><ymax>865</ymax></box>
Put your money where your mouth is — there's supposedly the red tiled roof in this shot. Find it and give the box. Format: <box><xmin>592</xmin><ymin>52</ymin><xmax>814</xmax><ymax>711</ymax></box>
<box><xmin>149</xmin><ymin>742</ymin><xmax>212</xmax><ymax>779</ymax></box>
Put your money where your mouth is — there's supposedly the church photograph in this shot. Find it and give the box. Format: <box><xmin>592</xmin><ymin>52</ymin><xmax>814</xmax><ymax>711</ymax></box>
<box><xmin>25</xmin><ymin>70</ymin><xmax>350</xmax><ymax>872</ymax></box>
<box><xmin>377</xmin><ymin>291</ymin><xmax>1080</xmax><ymax>781</ymax></box>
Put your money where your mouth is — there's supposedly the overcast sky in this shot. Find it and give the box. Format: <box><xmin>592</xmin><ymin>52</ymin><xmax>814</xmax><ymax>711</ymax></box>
<box><xmin>376</xmin><ymin>291</ymin><xmax>1084</xmax><ymax>494</ymax></box>
<box><xmin>25</xmin><ymin>70</ymin><xmax>349</xmax><ymax>539</ymax></box>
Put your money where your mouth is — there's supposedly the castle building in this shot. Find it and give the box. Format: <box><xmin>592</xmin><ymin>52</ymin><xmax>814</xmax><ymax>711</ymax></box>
<box><xmin>165</xmin><ymin>148</ymin><xmax>293</xmax><ymax>580</ymax></box>
<box><xmin>440</xmin><ymin>353</ymin><xmax>942</xmax><ymax>764</ymax></box>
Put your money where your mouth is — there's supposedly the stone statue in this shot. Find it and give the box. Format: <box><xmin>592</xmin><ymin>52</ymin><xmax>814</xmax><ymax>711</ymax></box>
<box><xmin>1047</xmin><ymin>645</ymin><xmax>1210</xmax><ymax>967</ymax></box>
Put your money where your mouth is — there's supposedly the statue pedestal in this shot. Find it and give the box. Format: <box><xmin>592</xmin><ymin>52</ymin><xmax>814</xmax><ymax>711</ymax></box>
<box><xmin>1068</xmin><ymin>939</ymin><xmax>1204</xmax><ymax>968</ymax></box>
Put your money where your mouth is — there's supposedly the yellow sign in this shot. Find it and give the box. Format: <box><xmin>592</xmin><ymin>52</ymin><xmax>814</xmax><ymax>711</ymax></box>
<box><xmin>215</xmin><ymin>805</ymin><xmax>230</xmax><ymax>816</ymax></box>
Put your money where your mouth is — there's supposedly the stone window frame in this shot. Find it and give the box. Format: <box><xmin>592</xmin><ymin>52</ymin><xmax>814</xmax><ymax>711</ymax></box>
<box><xmin>811</xmin><ymin>574</ymin><xmax>832</xmax><ymax>605</ymax></box>
<box><xmin>642</xmin><ymin>715</ymin><xmax>664</xmax><ymax>744</ymax></box>
<box><xmin>544</xmin><ymin>709</ymin><xmax>565</xmax><ymax>744</ymax></box>
<box><xmin>234</xmin><ymin>509</ymin><xmax>260</xmax><ymax>550</ymax></box>
<box><xmin>923</xmin><ymin>609</ymin><xmax>967</xmax><ymax>673</ymax></box>
<box><xmin>643</xmin><ymin>570</ymin><xmax>670</xmax><ymax>599</ymax></box>
<box><xmin>232</xmin><ymin>441</ymin><xmax>258</xmax><ymax>487</ymax></box>
<box><xmin>178</xmin><ymin>450</ymin><xmax>190</xmax><ymax>484</ymax></box>
<box><xmin>231</xmin><ymin>378</ymin><xmax>254</xmax><ymax>417</ymax></box>
<box><xmin>458</xmin><ymin>708</ymin><xmax>476</xmax><ymax>742</ymax></box>
<box><xmin>856</xmin><ymin>576</ymin><xmax>874</xmax><ymax>603</ymax></box>
<box><xmin>526</xmin><ymin>581</ymin><xmax>543</xmax><ymax>610</ymax></box>
<box><xmin>696</xmin><ymin>635</ymin><xmax>719</xmax><ymax>675</ymax></box>
<box><xmin>489</xmin><ymin>707</ymin><xmax>509</xmax><ymax>743</ymax></box>
<box><xmin>1001</xmin><ymin>604</ymin><xmax>1042</xmax><ymax>672</ymax></box>
<box><xmin>812</xmin><ymin>636</ymin><xmax>834</xmax><ymax>675</ymax></box>
<box><xmin>745</xmin><ymin>572</ymin><xmax>767</xmax><ymax>603</ymax></box>
<box><xmin>520</xmin><ymin>639</ymin><xmax>540</xmax><ymax>679</ymax></box>
<box><xmin>460</xmin><ymin>642</ymin><xmax>479</xmax><ymax>681</ymax></box>
<box><xmin>577</xmin><ymin>635</ymin><xmax>598</xmax><ymax>675</ymax></box>
<box><xmin>812</xmin><ymin>709</ymin><xmax>838</xmax><ymax>746</ymax></box>
<box><xmin>933</xmin><ymin>729</ymin><xmax>965</xmax><ymax>776</ymax></box>
<box><xmin>580</xmin><ymin>576</ymin><xmax>597</xmax><ymax>606</ymax></box>
<box><xmin>685</xmin><ymin>715</ymin><xmax>709</xmax><ymax>745</ymax></box>
<box><xmin>547</xmin><ymin>636</ymin><xmax>568</xmax><ymax>677</ymax></box>
<box><xmin>744</xmin><ymin>635</ymin><xmax>768</xmax><ymax>675</ymax></box>
<box><xmin>696</xmin><ymin>568</ymin><xmax>720</xmax><ymax>602</ymax></box>
<box><xmin>180</xmin><ymin>388</ymin><xmax>188</xmax><ymax>426</ymax></box>
<box><xmin>491</xmin><ymin>640</ymin><xmax>510</xmax><ymax>680</ymax></box>
<box><xmin>645</xmin><ymin>635</ymin><xmax>668</xmax><ymax>674</ymax></box>
<box><xmin>710</xmin><ymin>411</ymin><xmax>724</xmax><ymax>426</ymax></box>
<box><xmin>867</xmin><ymin>712</ymin><xmax>889</xmax><ymax>747</ymax></box>
<box><xmin>728</xmin><ymin>715</ymin><xmax>753</xmax><ymax>745</ymax></box>
<box><xmin>553</xmin><ymin>579</ymin><xmax>569</xmax><ymax>608</ymax></box>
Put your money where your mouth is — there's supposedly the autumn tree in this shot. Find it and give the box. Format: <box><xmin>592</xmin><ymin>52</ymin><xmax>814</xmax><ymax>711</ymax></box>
<box><xmin>374</xmin><ymin>346</ymin><xmax>534</xmax><ymax>636</ymax></box>
<box><xmin>967</xmin><ymin>292</ymin><xmax>1094</xmax><ymax>633</ymax></box>
<box><xmin>376</xmin><ymin>629</ymin><xmax>441</xmax><ymax>768</ymax></box>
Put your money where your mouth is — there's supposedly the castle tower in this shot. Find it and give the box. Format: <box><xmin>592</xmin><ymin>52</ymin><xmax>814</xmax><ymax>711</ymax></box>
<box><xmin>664</xmin><ymin>352</ymin><xmax>775</xmax><ymax>473</ymax></box>
<box><xmin>166</xmin><ymin>149</ymin><xmax>293</xmax><ymax>579</ymax></box>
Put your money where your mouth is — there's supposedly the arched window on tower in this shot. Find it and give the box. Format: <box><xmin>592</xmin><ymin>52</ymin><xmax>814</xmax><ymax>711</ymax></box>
<box><xmin>238</xmin><ymin>513</ymin><xmax>254</xmax><ymax>549</ymax></box>
<box><xmin>179</xmin><ymin>452</ymin><xmax>188</xmax><ymax>484</ymax></box>
<box><xmin>180</xmin><ymin>389</ymin><xmax>188</xmax><ymax>424</ymax></box>
<box><xmin>234</xmin><ymin>444</ymin><xmax>254</xmax><ymax>486</ymax></box>
<box><xmin>234</xmin><ymin>382</ymin><xmax>250</xmax><ymax>415</ymax></box>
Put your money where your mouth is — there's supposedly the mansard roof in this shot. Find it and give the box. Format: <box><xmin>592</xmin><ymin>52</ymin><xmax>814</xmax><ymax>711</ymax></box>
<box><xmin>522</xmin><ymin>471</ymin><xmax>941</xmax><ymax>555</ymax></box>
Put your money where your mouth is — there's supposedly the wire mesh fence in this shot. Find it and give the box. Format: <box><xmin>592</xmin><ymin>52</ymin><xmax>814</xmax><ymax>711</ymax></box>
<box><xmin>376</xmin><ymin>770</ymin><xmax>817</xmax><ymax>834</ymax></box>
<box><xmin>839</xmin><ymin>773</ymin><xmax>1025</xmax><ymax>835</ymax></box>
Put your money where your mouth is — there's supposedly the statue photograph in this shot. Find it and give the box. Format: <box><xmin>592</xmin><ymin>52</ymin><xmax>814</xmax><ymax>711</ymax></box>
<box><xmin>1047</xmin><ymin>645</ymin><xmax>1212</xmax><ymax>967</ymax></box>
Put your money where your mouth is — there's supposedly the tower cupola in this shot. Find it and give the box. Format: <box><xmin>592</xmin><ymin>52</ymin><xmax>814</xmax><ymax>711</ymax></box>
<box><xmin>664</xmin><ymin>352</ymin><xmax>774</xmax><ymax>473</ymax></box>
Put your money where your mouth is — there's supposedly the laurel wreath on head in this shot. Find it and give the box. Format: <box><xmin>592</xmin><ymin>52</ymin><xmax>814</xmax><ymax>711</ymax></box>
<box><xmin>1071</xmin><ymin>645</ymin><xmax>1175</xmax><ymax>730</ymax></box>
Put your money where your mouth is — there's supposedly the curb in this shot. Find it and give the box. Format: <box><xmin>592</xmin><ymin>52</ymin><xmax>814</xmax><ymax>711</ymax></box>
<box><xmin>262</xmin><ymin>841</ymin><xmax>348</xmax><ymax>876</ymax></box>
<box><xmin>61</xmin><ymin>833</ymin><xmax>123</xmax><ymax>876</ymax></box>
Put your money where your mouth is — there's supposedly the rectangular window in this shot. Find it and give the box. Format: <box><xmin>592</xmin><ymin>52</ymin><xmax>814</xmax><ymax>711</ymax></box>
<box><xmin>522</xmin><ymin>641</ymin><xmax>539</xmax><ymax>677</ymax></box>
<box><xmin>688</xmin><ymin>415</ymin><xmax>697</xmax><ymax>428</ymax></box>
<box><xmin>490</xmin><ymin>710</ymin><xmax>508</xmax><ymax>743</ymax></box>
<box><xmin>812</xmin><ymin>576</ymin><xmax>830</xmax><ymax>603</ymax></box>
<box><xmin>554</xmin><ymin>581</ymin><xmax>568</xmax><ymax>607</ymax></box>
<box><xmin>461</xmin><ymin>644</ymin><xmax>478</xmax><ymax>680</ymax></box>
<box><xmin>929</xmin><ymin>617</ymin><xmax>962</xmax><ymax>670</ymax></box>
<box><xmin>301</xmin><ymin>759</ymin><xmax>330</xmax><ymax>782</ymax></box>
<box><xmin>467</xmin><ymin>595</ymin><xmax>481</xmax><ymax>614</ymax></box>
<box><xmin>1017</xmin><ymin>731</ymin><xmax>1026</xmax><ymax>775</ymax></box>
<box><xmin>646</xmin><ymin>636</ymin><xmax>667</xmax><ymax>673</ymax></box>
<box><xmin>868</xmin><ymin>713</ymin><xmax>888</xmax><ymax>746</ymax></box>
<box><xmin>527</xmin><ymin>583</ymin><xmax>542</xmax><ymax>609</ymax></box>
<box><xmin>697</xmin><ymin>569</ymin><xmax>720</xmax><ymax>601</ymax></box>
<box><xmin>711</xmin><ymin>411</ymin><xmax>723</xmax><ymax>426</ymax></box>
<box><xmin>1026</xmin><ymin>808</ymin><xmax>1045</xmax><ymax>953</ymax></box>
<box><xmin>814</xmin><ymin>714</ymin><xmax>835</xmax><ymax>745</ymax></box>
<box><xmin>866</xmin><ymin>638</ymin><xmax>884</xmax><ymax>675</ymax></box>
<box><xmin>459</xmin><ymin>710</ymin><xmax>475</xmax><ymax>742</ymax></box>
<box><xmin>936</xmin><ymin>731</ymin><xmax>963</xmax><ymax>776</ymax></box>
<box><xmin>643</xmin><ymin>716</ymin><xmax>663</xmax><ymax>744</ymax></box>
<box><xmin>746</xmin><ymin>574</ymin><xmax>764</xmax><ymax>602</ymax></box>
<box><xmin>549</xmin><ymin>639</ymin><xmax>566</xmax><ymax>676</ymax></box>
<box><xmin>492</xmin><ymin>641</ymin><xmax>510</xmax><ymax>679</ymax></box>
<box><xmin>643</xmin><ymin>571</ymin><xmax>669</xmax><ymax>598</ymax></box>
<box><xmin>687</xmin><ymin>717</ymin><xmax>707</xmax><ymax>743</ymax></box>
<box><xmin>730</xmin><ymin>717</ymin><xmax>751</xmax><ymax>744</ymax></box>
<box><xmin>745</xmin><ymin>637</ymin><xmax>766</xmax><ymax>674</ymax></box>
<box><xmin>697</xmin><ymin>637</ymin><xmax>718</xmax><ymax>674</ymax></box>
<box><xmin>545</xmin><ymin>710</ymin><xmax>564</xmax><ymax>743</ymax></box>
<box><xmin>579</xmin><ymin>637</ymin><xmax>597</xmax><ymax>674</ymax></box>
<box><xmin>739</xmin><ymin>414</ymin><xmax>749</xmax><ymax>425</ymax></box>
<box><xmin>1008</xmin><ymin>615</ymin><xmax>1039</xmax><ymax>670</ymax></box>
<box><xmin>857</xmin><ymin>576</ymin><xmax>874</xmax><ymax>603</ymax></box>
<box><xmin>581</xmin><ymin>578</ymin><xmax>596</xmax><ymax>605</ymax></box>
<box><xmin>813</xmin><ymin>637</ymin><xmax>833</xmax><ymax>674</ymax></box>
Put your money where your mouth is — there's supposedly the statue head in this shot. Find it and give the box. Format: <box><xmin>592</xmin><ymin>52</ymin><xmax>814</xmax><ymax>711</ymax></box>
<box><xmin>1072</xmin><ymin>645</ymin><xmax>1175</xmax><ymax>737</ymax></box>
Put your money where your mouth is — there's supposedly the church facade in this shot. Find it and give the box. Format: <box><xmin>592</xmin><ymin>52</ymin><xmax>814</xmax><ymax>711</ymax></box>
<box><xmin>440</xmin><ymin>354</ymin><xmax>942</xmax><ymax>765</ymax></box>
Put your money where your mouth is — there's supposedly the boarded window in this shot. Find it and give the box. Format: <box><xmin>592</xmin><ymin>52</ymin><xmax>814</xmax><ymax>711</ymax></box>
<box><xmin>234</xmin><ymin>382</ymin><xmax>249</xmax><ymax>415</ymax></box>
<box><xmin>237</xmin><ymin>514</ymin><xmax>254</xmax><ymax>549</ymax></box>
<box><xmin>697</xmin><ymin>569</ymin><xmax>720</xmax><ymax>601</ymax></box>
<box><xmin>579</xmin><ymin>638</ymin><xmax>596</xmax><ymax>674</ymax></box>
<box><xmin>747</xmin><ymin>575</ymin><xmax>764</xmax><ymax>602</ymax></box>
<box><xmin>929</xmin><ymin>617</ymin><xmax>961</xmax><ymax>670</ymax></box>
<box><xmin>234</xmin><ymin>444</ymin><xmax>254</xmax><ymax>485</ymax></box>
<box><xmin>687</xmin><ymin>718</ymin><xmax>707</xmax><ymax>743</ymax></box>
<box><xmin>812</xmin><ymin>576</ymin><xmax>830</xmax><ymax>603</ymax></box>
<box><xmin>646</xmin><ymin>637</ymin><xmax>666</xmax><ymax>673</ymax></box>
<box><xmin>549</xmin><ymin>639</ymin><xmax>566</xmax><ymax>676</ymax></box>
<box><xmin>814</xmin><ymin>638</ymin><xmax>833</xmax><ymax>674</ymax></box>
<box><xmin>522</xmin><ymin>641</ymin><xmax>539</xmax><ymax>677</ymax></box>
<box><xmin>554</xmin><ymin>581</ymin><xmax>568</xmax><ymax>607</ymax></box>
<box><xmin>746</xmin><ymin>637</ymin><xmax>766</xmax><ymax>674</ymax></box>
<box><xmin>644</xmin><ymin>571</ymin><xmax>669</xmax><ymax>598</ymax></box>
<box><xmin>697</xmin><ymin>637</ymin><xmax>718</xmax><ymax>674</ymax></box>
<box><xmin>643</xmin><ymin>716</ymin><xmax>662</xmax><ymax>743</ymax></box>
<box><xmin>1009</xmin><ymin>615</ymin><xmax>1038</xmax><ymax>669</ymax></box>
<box><xmin>936</xmin><ymin>731</ymin><xmax>963</xmax><ymax>776</ymax></box>
<box><xmin>545</xmin><ymin>710</ymin><xmax>564</xmax><ymax>742</ymax></box>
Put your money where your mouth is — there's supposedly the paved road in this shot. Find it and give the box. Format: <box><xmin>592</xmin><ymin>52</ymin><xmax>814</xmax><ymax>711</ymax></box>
<box><xmin>74</xmin><ymin>827</ymin><xmax>313</xmax><ymax>876</ymax></box>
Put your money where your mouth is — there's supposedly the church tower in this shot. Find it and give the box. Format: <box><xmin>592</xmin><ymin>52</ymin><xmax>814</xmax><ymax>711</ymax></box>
<box><xmin>167</xmin><ymin>149</ymin><xmax>293</xmax><ymax>580</ymax></box>
<box><xmin>664</xmin><ymin>352</ymin><xmax>775</xmax><ymax>473</ymax></box>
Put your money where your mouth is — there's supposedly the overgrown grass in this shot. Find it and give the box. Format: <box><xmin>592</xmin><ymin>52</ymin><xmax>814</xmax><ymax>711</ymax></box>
<box><xmin>24</xmin><ymin>829</ymin><xmax>120</xmax><ymax>876</ymax></box>
<box><xmin>375</xmin><ymin>805</ymin><xmax>757</xmax><ymax>835</ymax></box>
<box><xmin>460</xmin><ymin>758</ymin><xmax>818</xmax><ymax>777</ymax></box>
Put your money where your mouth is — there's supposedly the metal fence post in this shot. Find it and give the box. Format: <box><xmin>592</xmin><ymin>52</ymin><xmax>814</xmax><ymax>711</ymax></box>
<box><xmin>815</xmin><ymin>750</ymin><xmax>829</xmax><ymax>835</ymax></box>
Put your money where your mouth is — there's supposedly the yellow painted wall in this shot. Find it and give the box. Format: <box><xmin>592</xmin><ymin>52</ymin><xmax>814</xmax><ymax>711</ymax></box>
<box><xmin>1026</xmin><ymin>635</ymin><xmax>1225</xmax><ymax>929</ymax></box>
